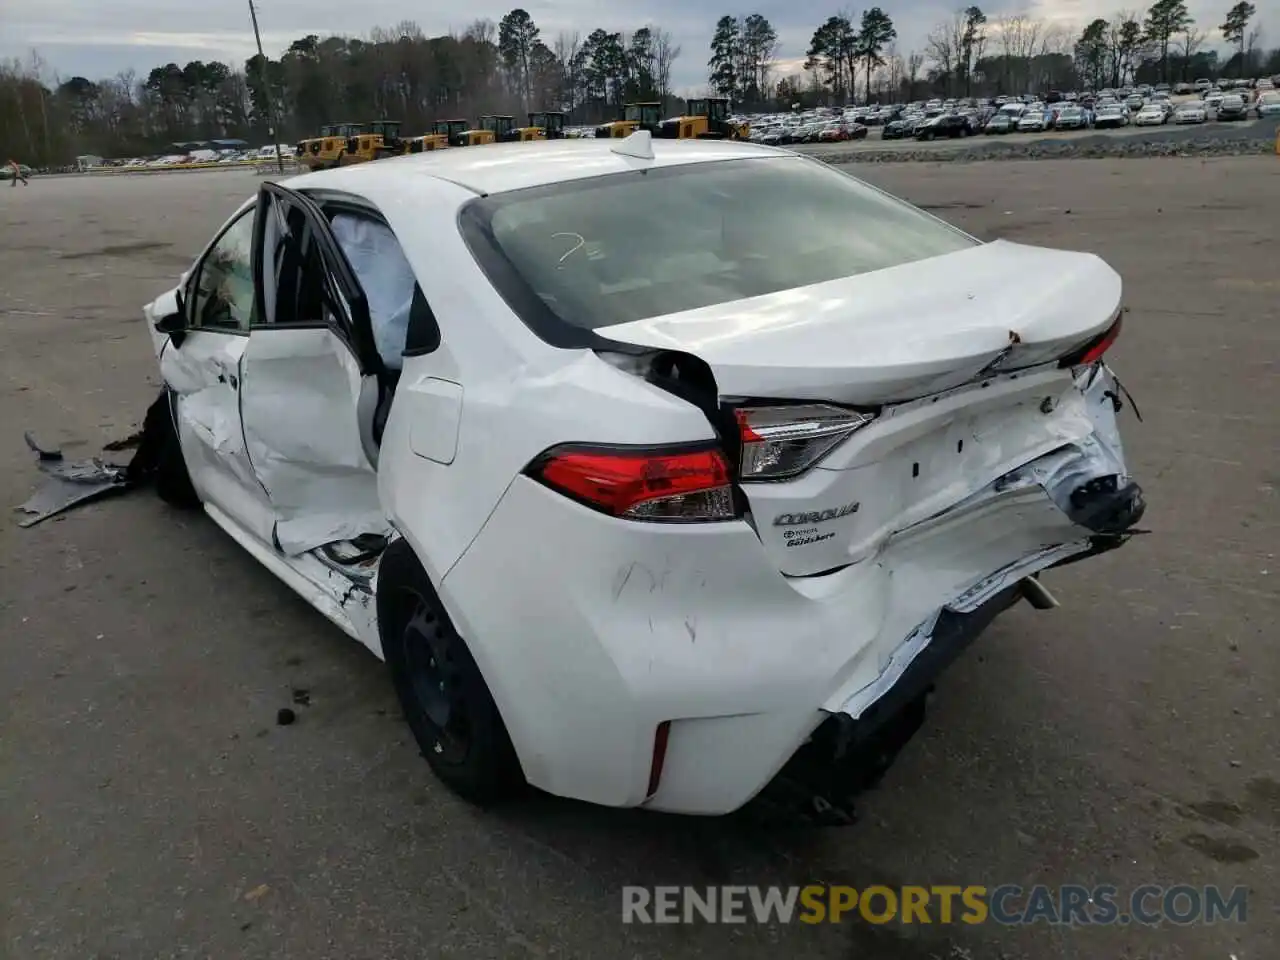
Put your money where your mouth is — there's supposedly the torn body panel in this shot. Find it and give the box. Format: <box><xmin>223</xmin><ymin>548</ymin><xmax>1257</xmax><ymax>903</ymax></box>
<box><xmin>203</xmin><ymin>503</ymin><xmax>383</xmax><ymax>655</ymax></box>
<box><xmin>15</xmin><ymin>439</ymin><xmax>131</xmax><ymax>527</ymax></box>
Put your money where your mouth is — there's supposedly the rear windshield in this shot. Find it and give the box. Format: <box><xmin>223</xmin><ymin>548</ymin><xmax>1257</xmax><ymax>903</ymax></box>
<box><xmin>460</xmin><ymin>156</ymin><xmax>976</xmax><ymax>335</ymax></box>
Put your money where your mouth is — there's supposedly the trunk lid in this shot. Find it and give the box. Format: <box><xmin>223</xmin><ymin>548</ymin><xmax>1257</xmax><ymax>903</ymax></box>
<box><xmin>602</xmin><ymin>239</ymin><xmax>1121</xmax><ymax>405</ymax></box>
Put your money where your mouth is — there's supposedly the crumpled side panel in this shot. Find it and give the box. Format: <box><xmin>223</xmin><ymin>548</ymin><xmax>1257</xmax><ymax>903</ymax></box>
<box><xmin>239</xmin><ymin>326</ymin><xmax>391</xmax><ymax>555</ymax></box>
<box><xmin>986</xmin><ymin>362</ymin><xmax>1136</xmax><ymax>523</ymax></box>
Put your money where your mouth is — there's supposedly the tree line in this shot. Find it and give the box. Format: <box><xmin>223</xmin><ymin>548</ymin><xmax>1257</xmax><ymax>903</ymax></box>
<box><xmin>0</xmin><ymin>10</ymin><xmax>682</xmax><ymax>167</ymax></box>
<box><xmin>795</xmin><ymin>1</ymin><xmax>1275</xmax><ymax>104</ymax></box>
<box><xmin>2</xmin><ymin>3</ymin><xmax>1278</xmax><ymax>167</ymax></box>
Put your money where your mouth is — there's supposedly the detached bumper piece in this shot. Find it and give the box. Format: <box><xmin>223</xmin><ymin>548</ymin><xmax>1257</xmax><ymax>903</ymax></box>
<box><xmin>750</xmin><ymin>586</ymin><xmax>1022</xmax><ymax>826</ymax></box>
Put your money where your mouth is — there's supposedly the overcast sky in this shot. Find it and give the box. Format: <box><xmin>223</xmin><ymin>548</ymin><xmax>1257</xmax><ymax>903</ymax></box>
<box><xmin>1</xmin><ymin>0</ymin><xmax>1273</xmax><ymax>92</ymax></box>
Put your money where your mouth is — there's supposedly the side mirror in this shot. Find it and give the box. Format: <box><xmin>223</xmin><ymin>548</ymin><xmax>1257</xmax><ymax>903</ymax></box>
<box><xmin>155</xmin><ymin>292</ymin><xmax>188</xmax><ymax>347</ymax></box>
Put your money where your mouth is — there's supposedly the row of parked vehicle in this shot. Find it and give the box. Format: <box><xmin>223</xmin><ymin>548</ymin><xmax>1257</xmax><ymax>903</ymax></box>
<box><xmin>92</xmin><ymin>146</ymin><xmax>292</xmax><ymax>171</ymax></box>
<box><xmin>883</xmin><ymin>85</ymin><xmax>1277</xmax><ymax>141</ymax></box>
<box><xmin>742</xmin><ymin>75</ymin><xmax>1280</xmax><ymax>147</ymax></box>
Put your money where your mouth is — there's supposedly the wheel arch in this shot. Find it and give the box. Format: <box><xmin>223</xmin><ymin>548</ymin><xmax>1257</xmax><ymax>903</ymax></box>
<box><xmin>374</xmin><ymin>535</ymin><xmax>541</xmax><ymax>784</ymax></box>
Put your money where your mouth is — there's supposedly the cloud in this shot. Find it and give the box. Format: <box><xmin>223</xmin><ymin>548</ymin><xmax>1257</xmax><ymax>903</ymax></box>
<box><xmin>1</xmin><ymin>0</ymin><xmax>1273</xmax><ymax>91</ymax></box>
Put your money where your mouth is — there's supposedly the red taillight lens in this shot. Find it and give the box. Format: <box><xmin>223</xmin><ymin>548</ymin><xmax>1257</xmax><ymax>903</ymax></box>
<box><xmin>1061</xmin><ymin>314</ymin><xmax>1122</xmax><ymax>367</ymax></box>
<box><xmin>530</xmin><ymin>444</ymin><xmax>737</xmax><ymax>522</ymax></box>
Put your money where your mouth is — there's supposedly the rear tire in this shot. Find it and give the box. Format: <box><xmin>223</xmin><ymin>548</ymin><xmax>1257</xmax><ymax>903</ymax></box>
<box><xmin>377</xmin><ymin>541</ymin><xmax>525</xmax><ymax>805</ymax></box>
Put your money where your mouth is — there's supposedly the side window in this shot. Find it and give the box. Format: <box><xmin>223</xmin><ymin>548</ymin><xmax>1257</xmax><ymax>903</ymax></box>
<box><xmin>329</xmin><ymin>212</ymin><xmax>434</xmax><ymax>370</ymax></box>
<box><xmin>189</xmin><ymin>210</ymin><xmax>255</xmax><ymax>332</ymax></box>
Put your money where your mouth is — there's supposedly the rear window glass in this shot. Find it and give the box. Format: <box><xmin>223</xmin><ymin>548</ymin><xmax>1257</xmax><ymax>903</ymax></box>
<box><xmin>461</xmin><ymin>157</ymin><xmax>976</xmax><ymax>333</ymax></box>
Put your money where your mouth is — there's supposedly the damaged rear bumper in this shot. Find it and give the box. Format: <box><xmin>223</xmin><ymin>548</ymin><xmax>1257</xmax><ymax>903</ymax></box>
<box><xmin>765</xmin><ymin>583</ymin><xmax>1022</xmax><ymax>822</ymax></box>
<box><xmin>763</xmin><ymin>528</ymin><xmax>1138</xmax><ymax>823</ymax></box>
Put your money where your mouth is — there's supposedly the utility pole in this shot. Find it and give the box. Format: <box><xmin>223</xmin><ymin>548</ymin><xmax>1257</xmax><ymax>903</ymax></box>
<box><xmin>248</xmin><ymin>0</ymin><xmax>285</xmax><ymax>173</ymax></box>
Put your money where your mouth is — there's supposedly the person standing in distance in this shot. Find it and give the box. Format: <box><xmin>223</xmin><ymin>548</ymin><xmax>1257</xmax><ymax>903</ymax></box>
<box><xmin>9</xmin><ymin>159</ymin><xmax>29</xmax><ymax>186</ymax></box>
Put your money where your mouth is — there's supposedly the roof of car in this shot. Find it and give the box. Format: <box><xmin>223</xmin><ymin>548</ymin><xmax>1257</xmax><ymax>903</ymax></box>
<box><xmin>284</xmin><ymin>136</ymin><xmax>785</xmax><ymax>197</ymax></box>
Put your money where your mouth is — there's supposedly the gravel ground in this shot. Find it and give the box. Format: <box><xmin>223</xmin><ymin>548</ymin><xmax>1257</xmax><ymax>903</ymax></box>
<box><xmin>1</xmin><ymin>158</ymin><xmax>1278</xmax><ymax>960</ymax></box>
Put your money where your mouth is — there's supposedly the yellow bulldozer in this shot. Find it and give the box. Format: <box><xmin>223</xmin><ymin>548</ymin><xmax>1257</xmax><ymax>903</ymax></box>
<box><xmin>656</xmin><ymin>98</ymin><xmax>750</xmax><ymax>140</ymax></box>
<box><xmin>595</xmin><ymin>102</ymin><xmax>663</xmax><ymax>138</ymax></box>
<box><xmin>296</xmin><ymin>123</ymin><xmax>363</xmax><ymax>171</ymax></box>
<box><xmin>528</xmin><ymin>110</ymin><xmax>567</xmax><ymax>139</ymax></box>
<box><xmin>486</xmin><ymin>111</ymin><xmax>568</xmax><ymax>141</ymax></box>
<box><xmin>401</xmin><ymin>128</ymin><xmax>450</xmax><ymax>154</ymax></box>
<box><xmin>438</xmin><ymin>119</ymin><xmax>496</xmax><ymax>147</ymax></box>
<box><xmin>479</xmin><ymin>115</ymin><xmax>549</xmax><ymax>142</ymax></box>
<box><xmin>295</xmin><ymin>120</ymin><xmax>407</xmax><ymax>171</ymax></box>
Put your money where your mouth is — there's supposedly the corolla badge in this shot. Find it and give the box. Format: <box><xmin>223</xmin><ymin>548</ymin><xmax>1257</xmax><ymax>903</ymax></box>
<box><xmin>773</xmin><ymin>500</ymin><xmax>860</xmax><ymax>526</ymax></box>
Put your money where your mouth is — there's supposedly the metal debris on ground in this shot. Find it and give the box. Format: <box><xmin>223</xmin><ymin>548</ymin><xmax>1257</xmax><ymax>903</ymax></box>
<box><xmin>14</xmin><ymin>433</ymin><xmax>133</xmax><ymax>527</ymax></box>
<box><xmin>14</xmin><ymin>391</ymin><xmax>173</xmax><ymax>528</ymax></box>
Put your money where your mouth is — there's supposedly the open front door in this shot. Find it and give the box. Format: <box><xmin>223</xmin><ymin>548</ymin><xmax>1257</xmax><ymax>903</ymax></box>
<box><xmin>240</xmin><ymin>182</ymin><xmax>392</xmax><ymax>556</ymax></box>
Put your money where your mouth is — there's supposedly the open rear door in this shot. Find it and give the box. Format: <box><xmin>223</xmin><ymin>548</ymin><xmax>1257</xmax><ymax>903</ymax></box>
<box><xmin>240</xmin><ymin>182</ymin><xmax>393</xmax><ymax>555</ymax></box>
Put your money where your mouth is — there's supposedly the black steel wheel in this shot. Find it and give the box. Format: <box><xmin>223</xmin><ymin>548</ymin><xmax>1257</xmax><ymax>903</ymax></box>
<box><xmin>398</xmin><ymin>590</ymin><xmax>471</xmax><ymax>765</ymax></box>
<box><xmin>378</xmin><ymin>541</ymin><xmax>525</xmax><ymax>804</ymax></box>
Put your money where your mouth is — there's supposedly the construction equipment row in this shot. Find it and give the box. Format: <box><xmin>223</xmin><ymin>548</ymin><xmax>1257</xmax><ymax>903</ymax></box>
<box><xmin>295</xmin><ymin>99</ymin><xmax>750</xmax><ymax>172</ymax></box>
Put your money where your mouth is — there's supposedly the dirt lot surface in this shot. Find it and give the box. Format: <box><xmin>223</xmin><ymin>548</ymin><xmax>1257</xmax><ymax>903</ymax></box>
<box><xmin>2</xmin><ymin>160</ymin><xmax>1277</xmax><ymax>959</ymax></box>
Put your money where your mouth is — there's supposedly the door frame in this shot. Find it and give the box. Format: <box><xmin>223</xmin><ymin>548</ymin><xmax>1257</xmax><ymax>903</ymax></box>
<box><xmin>235</xmin><ymin>181</ymin><xmax>396</xmax><ymax>555</ymax></box>
<box><xmin>251</xmin><ymin>182</ymin><xmax>384</xmax><ymax>379</ymax></box>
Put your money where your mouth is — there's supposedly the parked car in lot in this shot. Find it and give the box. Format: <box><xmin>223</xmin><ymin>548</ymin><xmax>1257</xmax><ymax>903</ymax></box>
<box><xmin>983</xmin><ymin>113</ymin><xmax>1017</xmax><ymax>134</ymax></box>
<box><xmin>1216</xmin><ymin>94</ymin><xmax>1248</xmax><ymax>121</ymax></box>
<box><xmin>915</xmin><ymin>113</ymin><xmax>972</xmax><ymax>140</ymax></box>
<box><xmin>881</xmin><ymin>119</ymin><xmax>911</xmax><ymax>139</ymax></box>
<box><xmin>1174</xmin><ymin>101</ymin><xmax>1208</xmax><ymax>124</ymax></box>
<box><xmin>1017</xmin><ymin>111</ymin><xmax>1047</xmax><ymax>132</ymax></box>
<box><xmin>819</xmin><ymin>122</ymin><xmax>869</xmax><ymax>142</ymax></box>
<box><xmin>1053</xmin><ymin>106</ymin><xmax>1089</xmax><ymax>130</ymax></box>
<box><xmin>134</xmin><ymin>135</ymin><xmax>1147</xmax><ymax>816</ymax></box>
<box><xmin>1256</xmin><ymin>91</ymin><xmax>1280</xmax><ymax>117</ymax></box>
<box><xmin>1134</xmin><ymin>103</ymin><xmax>1168</xmax><ymax>126</ymax></box>
<box><xmin>1093</xmin><ymin>104</ymin><xmax>1130</xmax><ymax>128</ymax></box>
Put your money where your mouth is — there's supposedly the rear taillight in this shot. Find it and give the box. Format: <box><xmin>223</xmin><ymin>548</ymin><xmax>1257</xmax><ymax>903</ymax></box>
<box><xmin>735</xmin><ymin>404</ymin><xmax>876</xmax><ymax>481</ymax></box>
<box><xmin>529</xmin><ymin>444</ymin><xmax>737</xmax><ymax>522</ymax></box>
<box><xmin>646</xmin><ymin>720</ymin><xmax>671</xmax><ymax>798</ymax></box>
<box><xmin>1060</xmin><ymin>314</ymin><xmax>1122</xmax><ymax>367</ymax></box>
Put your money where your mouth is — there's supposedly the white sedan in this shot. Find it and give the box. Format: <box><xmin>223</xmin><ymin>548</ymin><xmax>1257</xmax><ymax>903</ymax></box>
<box><xmin>138</xmin><ymin>133</ymin><xmax>1145</xmax><ymax>816</ymax></box>
<box><xmin>1174</xmin><ymin>102</ymin><xmax>1208</xmax><ymax>124</ymax></box>
<box><xmin>1134</xmin><ymin>105</ymin><xmax>1167</xmax><ymax>126</ymax></box>
<box><xmin>1256</xmin><ymin>91</ymin><xmax>1280</xmax><ymax>117</ymax></box>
